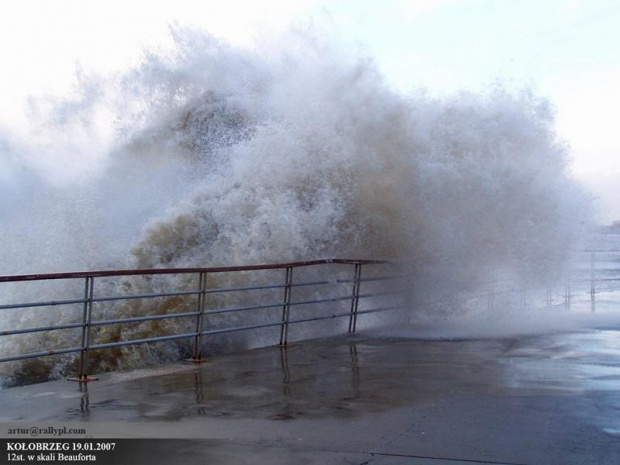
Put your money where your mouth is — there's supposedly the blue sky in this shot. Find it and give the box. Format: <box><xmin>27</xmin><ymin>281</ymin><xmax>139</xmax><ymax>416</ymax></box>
<box><xmin>0</xmin><ymin>0</ymin><xmax>618</xmax><ymax>220</ymax></box>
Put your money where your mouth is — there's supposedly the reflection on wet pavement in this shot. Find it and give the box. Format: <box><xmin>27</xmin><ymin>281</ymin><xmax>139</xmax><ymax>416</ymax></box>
<box><xmin>2</xmin><ymin>329</ymin><xmax>619</xmax><ymax>430</ymax></box>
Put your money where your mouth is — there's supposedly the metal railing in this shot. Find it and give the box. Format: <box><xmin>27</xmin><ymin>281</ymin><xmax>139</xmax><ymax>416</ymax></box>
<box><xmin>577</xmin><ymin>249</ymin><xmax>620</xmax><ymax>311</ymax></box>
<box><xmin>464</xmin><ymin>249</ymin><xmax>620</xmax><ymax>313</ymax></box>
<box><xmin>583</xmin><ymin>249</ymin><xmax>620</xmax><ymax>303</ymax></box>
<box><xmin>0</xmin><ymin>259</ymin><xmax>403</xmax><ymax>382</ymax></box>
<box><xmin>400</xmin><ymin>248</ymin><xmax>620</xmax><ymax>315</ymax></box>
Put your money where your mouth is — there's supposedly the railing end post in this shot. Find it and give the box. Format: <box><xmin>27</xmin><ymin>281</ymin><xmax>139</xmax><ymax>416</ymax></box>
<box><xmin>348</xmin><ymin>263</ymin><xmax>362</xmax><ymax>334</ymax></box>
<box><xmin>190</xmin><ymin>272</ymin><xmax>208</xmax><ymax>363</ymax></box>
<box><xmin>279</xmin><ymin>267</ymin><xmax>293</xmax><ymax>346</ymax></box>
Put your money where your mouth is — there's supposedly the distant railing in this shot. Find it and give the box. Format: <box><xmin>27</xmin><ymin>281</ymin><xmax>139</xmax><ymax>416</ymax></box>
<box><xmin>582</xmin><ymin>249</ymin><xmax>620</xmax><ymax>301</ymax></box>
<box><xmin>465</xmin><ymin>249</ymin><xmax>620</xmax><ymax>313</ymax></box>
<box><xmin>0</xmin><ymin>259</ymin><xmax>404</xmax><ymax>382</ymax></box>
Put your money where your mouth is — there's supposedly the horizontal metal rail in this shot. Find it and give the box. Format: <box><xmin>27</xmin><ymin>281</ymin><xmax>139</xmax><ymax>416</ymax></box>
<box><xmin>358</xmin><ymin>290</ymin><xmax>404</xmax><ymax>299</ymax></box>
<box><xmin>286</xmin><ymin>305</ymin><xmax>404</xmax><ymax>326</ymax></box>
<box><xmin>202</xmin><ymin>283</ymin><xmax>286</xmax><ymax>294</ymax></box>
<box><xmin>91</xmin><ymin>311</ymin><xmax>200</xmax><ymax>327</ymax></box>
<box><xmin>356</xmin><ymin>306</ymin><xmax>404</xmax><ymax>316</ymax></box>
<box><xmin>291</xmin><ymin>278</ymin><xmax>354</xmax><ymax>288</ymax></box>
<box><xmin>0</xmin><ymin>346</ymin><xmax>84</xmax><ymax>363</ymax></box>
<box><xmin>359</xmin><ymin>276</ymin><xmax>400</xmax><ymax>283</ymax></box>
<box><xmin>289</xmin><ymin>295</ymin><xmax>353</xmax><ymax>307</ymax></box>
<box><xmin>0</xmin><ymin>259</ymin><xmax>388</xmax><ymax>283</ymax></box>
<box><xmin>203</xmin><ymin>301</ymin><xmax>284</xmax><ymax>316</ymax></box>
<box><xmin>0</xmin><ymin>298</ymin><xmax>87</xmax><ymax>311</ymax></box>
<box><xmin>288</xmin><ymin>311</ymin><xmax>353</xmax><ymax>325</ymax></box>
<box><xmin>201</xmin><ymin>321</ymin><xmax>285</xmax><ymax>337</ymax></box>
<box><xmin>1</xmin><ymin>322</ymin><xmax>85</xmax><ymax>337</ymax></box>
<box><xmin>290</xmin><ymin>275</ymin><xmax>399</xmax><ymax>288</ymax></box>
<box><xmin>91</xmin><ymin>289</ymin><xmax>202</xmax><ymax>304</ymax></box>
<box><xmin>0</xmin><ymin>258</ymin><xmax>401</xmax><ymax>381</ymax></box>
<box><xmin>90</xmin><ymin>332</ymin><xmax>199</xmax><ymax>351</ymax></box>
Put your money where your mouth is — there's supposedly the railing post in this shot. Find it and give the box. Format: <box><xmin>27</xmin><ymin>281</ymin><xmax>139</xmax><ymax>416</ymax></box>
<box><xmin>278</xmin><ymin>267</ymin><xmax>293</xmax><ymax>347</ymax></box>
<box><xmin>487</xmin><ymin>279</ymin><xmax>494</xmax><ymax>312</ymax></box>
<box><xmin>590</xmin><ymin>250</ymin><xmax>596</xmax><ymax>312</ymax></box>
<box><xmin>70</xmin><ymin>276</ymin><xmax>97</xmax><ymax>382</ymax></box>
<box><xmin>348</xmin><ymin>263</ymin><xmax>362</xmax><ymax>334</ymax></box>
<box><xmin>404</xmin><ymin>271</ymin><xmax>413</xmax><ymax>326</ymax></box>
<box><xmin>190</xmin><ymin>272</ymin><xmax>208</xmax><ymax>362</ymax></box>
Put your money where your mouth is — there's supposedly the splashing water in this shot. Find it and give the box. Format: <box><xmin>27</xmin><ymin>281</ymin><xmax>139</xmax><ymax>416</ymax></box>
<box><xmin>0</xmin><ymin>27</ymin><xmax>592</xmax><ymax>383</ymax></box>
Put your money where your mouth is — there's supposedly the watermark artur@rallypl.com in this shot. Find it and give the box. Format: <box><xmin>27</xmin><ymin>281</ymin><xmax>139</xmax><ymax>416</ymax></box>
<box><xmin>2</xmin><ymin>427</ymin><xmax>114</xmax><ymax>463</ymax></box>
<box><xmin>7</xmin><ymin>427</ymin><xmax>87</xmax><ymax>438</ymax></box>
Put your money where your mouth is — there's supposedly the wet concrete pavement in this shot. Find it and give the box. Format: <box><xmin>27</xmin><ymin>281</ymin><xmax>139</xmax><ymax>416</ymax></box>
<box><xmin>2</xmin><ymin>328</ymin><xmax>620</xmax><ymax>464</ymax></box>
